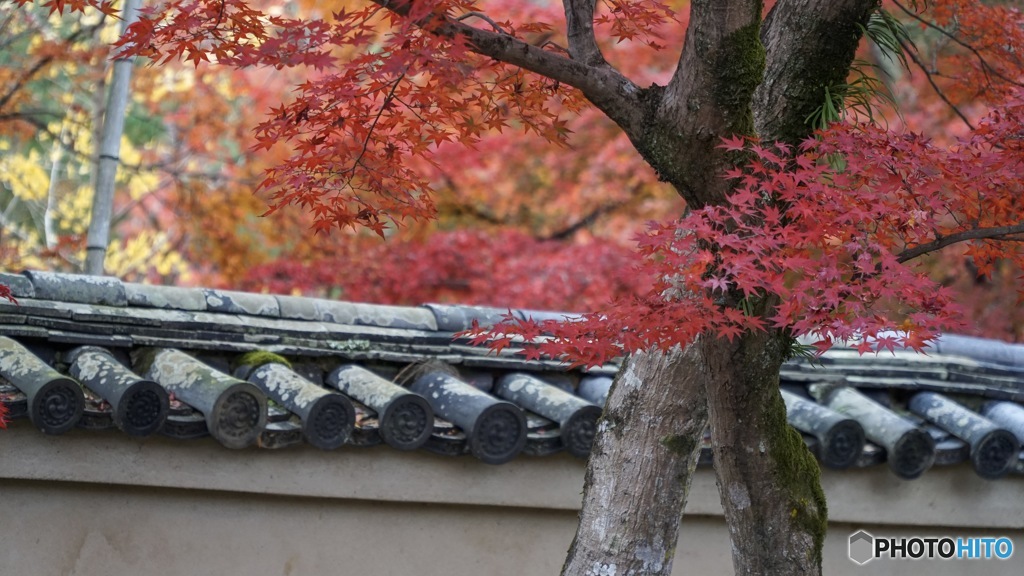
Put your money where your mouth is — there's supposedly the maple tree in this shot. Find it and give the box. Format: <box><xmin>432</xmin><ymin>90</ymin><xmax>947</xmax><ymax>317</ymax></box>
<box><xmin>9</xmin><ymin>0</ymin><xmax>1024</xmax><ymax>575</ymax></box>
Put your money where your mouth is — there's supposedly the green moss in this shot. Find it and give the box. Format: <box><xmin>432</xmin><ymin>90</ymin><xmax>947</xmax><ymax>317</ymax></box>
<box><xmin>765</xmin><ymin>382</ymin><xmax>828</xmax><ymax>565</ymax></box>
<box><xmin>660</xmin><ymin>433</ymin><xmax>698</xmax><ymax>457</ymax></box>
<box><xmin>130</xmin><ymin>347</ymin><xmax>160</xmax><ymax>375</ymax></box>
<box><xmin>713</xmin><ymin>21</ymin><xmax>766</xmax><ymax>136</ymax></box>
<box><xmin>632</xmin><ymin>85</ymin><xmax>683</xmax><ymax>189</ymax></box>
<box><xmin>233</xmin><ymin>350</ymin><xmax>292</xmax><ymax>372</ymax></box>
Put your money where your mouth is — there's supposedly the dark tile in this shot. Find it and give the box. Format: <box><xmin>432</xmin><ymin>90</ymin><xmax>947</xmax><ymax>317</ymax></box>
<box><xmin>24</xmin><ymin>271</ymin><xmax>126</xmax><ymax>307</ymax></box>
<box><xmin>0</xmin><ymin>272</ymin><xmax>34</xmax><ymax>298</ymax></box>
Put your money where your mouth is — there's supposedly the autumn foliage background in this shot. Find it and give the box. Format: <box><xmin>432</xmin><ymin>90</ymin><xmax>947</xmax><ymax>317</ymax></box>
<box><xmin>2</xmin><ymin>0</ymin><xmax>1024</xmax><ymax>345</ymax></box>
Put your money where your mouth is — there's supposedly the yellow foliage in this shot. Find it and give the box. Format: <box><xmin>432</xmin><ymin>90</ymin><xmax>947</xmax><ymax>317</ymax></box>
<box><xmin>52</xmin><ymin>185</ymin><xmax>95</xmax><ymax>235</ymax></box>
<box><xmin>0</xmin><ymin>225</ymin><xmax>49</xmax><ymax>271</ymax></box>
<box><xmin>119</xmin><ymin>136</ymin><xmax>143</xmax><ymax>167</ymax></box>
<box><xmin>150</xmin><ymin>68</ymin><xmax>196</xmax><ymax>101</ymax></box>
<box><xmin>127</xmin><ymin>171</ymin><xmax>160</xmax><ymax>201</ymax></box>
<box><xmin>97</xmin><ymin>15</ymin><xmax>123</xmax><ymax>45</ymax></box>
<box><xmin>117</xmin><ymin>137</ymin><xmax>161</xmax><ymax>200</ymax></box>
<box><xmin>0</xmin><ymin>150</ymin><xmax>50</xmax><ymax>202</ymax></box>
<box><xmin>104</xmin><ymin>230</ymin><xmax>191</xmax><ymax>280</ymax></box>
<box><xmin>213</xmin><ymin>75</ymin><xmax>236</xmax><ymax>100</ymax></box>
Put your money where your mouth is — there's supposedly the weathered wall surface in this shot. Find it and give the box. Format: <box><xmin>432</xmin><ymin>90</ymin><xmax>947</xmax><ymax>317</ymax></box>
<box><xmin>1</xmin><ymin>426</ymin><xmax>1021</xmax><ymax>576</ymax></box>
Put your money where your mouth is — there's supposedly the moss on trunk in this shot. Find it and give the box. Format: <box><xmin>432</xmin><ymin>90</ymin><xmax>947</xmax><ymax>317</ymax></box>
<box><xmin>713</xmin><ymin>22</ymin><xmax>766</xmax><ymax>135</ymax></box>
<box><xmin>765</xmin><ymin>382</ymin><xmax>828</xmax><ymax>566</ymax></box>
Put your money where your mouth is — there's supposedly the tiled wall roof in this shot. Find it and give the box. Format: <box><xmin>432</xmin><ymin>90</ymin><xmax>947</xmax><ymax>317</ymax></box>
<box><xmin>1</xmin><ymin>270</ymin><xmax>1022</xmax><ymax>478</ymax></box>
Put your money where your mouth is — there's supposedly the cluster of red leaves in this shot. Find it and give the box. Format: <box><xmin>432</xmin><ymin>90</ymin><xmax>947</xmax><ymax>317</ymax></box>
<box><xmin>0</xmin><ymin>282</ymin><xmax>8</xmax><ymax>427</ymax></box>
<box><xmin>9</xmin><ymin>0</ymin><xmax>117</xmax><ymax>16</ymax></box>
<box><xmin>237</xmin><ymin>229</ymin><xmax>648</xmax><ymax>312</ymax></box>
<box><xmin>0</xmin><ymin>282</ymin><xmax>7</xmax><ymax>426</ymax></box>
<box><xmin>596</xmin><ymin>0</ymin><xmax>677</xmax><ymax>49</ymax></box>
<box><xmin>473</xmin><ymin>93</ymin><xmax>1024</xmax><ymax>366</ymax></box>
<box><xmin>0</xmin><ymin>282</ymin><xmax>16</xmax><ymax>426</ymax></box>
<box><xmin>111</xmin><ymin>0</ymin><xmax>594</xmax><ymax>236</ymax></box>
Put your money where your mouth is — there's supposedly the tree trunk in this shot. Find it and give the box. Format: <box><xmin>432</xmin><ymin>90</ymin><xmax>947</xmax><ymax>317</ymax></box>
<box><xmin>44</xmin><ymin>124</ymin><xmax>67</xmax><ymax>250</ymax></box>
<box><xmin>562</xmin><ymin>347</ymin><xmax>708</xmax><ymax>576</ymax></box>
<box><xmin>84</xmin><ymin>0</ymin><xmax>140</xmax><ymax>275</ymax></box>
<box><xmin>563</xmin><ymin>334</ymin><xmax>826</xmax><ymax>576</ymax></box>
<box><xmin>702</xmin><ymin>332</ymin><xmax>826</xmax><ymax>575</ymax></box>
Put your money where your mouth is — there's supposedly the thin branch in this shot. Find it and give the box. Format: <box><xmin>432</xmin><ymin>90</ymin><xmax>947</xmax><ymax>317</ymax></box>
<box><xmin>896</xmin><ymin>222</ymin><xmax>1024</xmax><ymax>263</ymax></box>
<box><xmin>345</xmin><ymin>72</ymin><xmax>406</xmax><ymax>177</ymax></box>
<box><xmin>0</xmin><ymin>55</ymin><xmax>55</xmax><ymax>112</ymax></box>
<box><xmin>541</xmin><ymin>199</ymin><xmax>628</xmax><ymax>241</ymax></box>
<box><xmin>456</xmin><ymin>12</ymin><xmax>509</xmax><ymax>34</ymax></box>
<box><xmin>0</xmin><ymin>18</ymin><xmax>106</xmax><ymax>112</ymax></box>
<box><xmin>539</xmin><ymin>40</ymin><xmax>571</xmax><ymax>56</ymax></box>
<box><xmin>891</xmin><ymin>0</ymin><xmax>1024</xmax><ymax>90</ymax></box>
<box><xmin>898</xmin><ymin>36</ymin><xmax>975</xmax><ymax>131</ymax></box>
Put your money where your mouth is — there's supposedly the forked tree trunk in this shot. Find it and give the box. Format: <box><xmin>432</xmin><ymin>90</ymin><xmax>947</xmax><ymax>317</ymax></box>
<box><xmin>562</xmin><ymin>347</ymin><xmax>708</xmax><ymax>576</ymax></box>
<box><xmin>562</xmin><ymin>335</ymin><xmax>826</xmax><ymax>576</ymax></box>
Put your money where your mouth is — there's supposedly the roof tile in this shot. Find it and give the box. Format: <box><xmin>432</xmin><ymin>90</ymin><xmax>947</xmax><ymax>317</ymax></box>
<box><xmin>125</xmin><ymin>283</ymin><xmax>207</xmax><ymax>311</ymax></box>
<box><xmin>0</xmin><ymin>272</ymin><xmax>34</xmax><ymax>298</ymax></box>
<box><xmin>1</xmin><ymin>270</ymin><xmax>1023</xmax><ymax>478</ymax></box>
<box><xmin>23</xmin><ymin>270</ymin><xmax>126</xmax><ymax>306</ymax></box>
<box><xmin>202</xmin><ymin>288</ymin><xmax>281</xmax><ymax>317</ymax></box>
<box><xmin>423</xmin><ymin>303</ymin><xmax>511</xmax><ymax>332</ymax></box>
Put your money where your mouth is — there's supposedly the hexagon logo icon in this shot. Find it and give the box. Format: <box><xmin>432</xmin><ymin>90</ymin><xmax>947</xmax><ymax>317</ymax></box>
<box><xmin>849</xmin><ymin>530</ymin><xmax>874</xmax><ymax>565</ymax></box>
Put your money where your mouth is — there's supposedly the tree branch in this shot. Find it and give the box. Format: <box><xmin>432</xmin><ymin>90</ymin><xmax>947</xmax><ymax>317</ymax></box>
<box><xmin>455</xmin><ymin>11</ymin><xmax>509</xmax><ymax>34</ymax></box>
<box><xmin>541</xmin><ymin>199</ymin><xmax>628</xmax><ymax>241</ymax></box>
<box><xmin>0</xmin><ymin>18</ymin><xmax>107</xmax><ymax>113</ymax></box>
<box><xmin>563</xmin><ymin>0</ymin><xmax>605</xmax><ymax>66</ymax></box>
<box><xmin>632</xmin><ymin>0</ymin><xmax>763</xmax><ymax>205</ymax></box>
<box><xmin>368</xmin><ymin>0</ymin><xmax>643</xmax><ymax>134</ymax></box>
<box><xmin>665</xmin><ymin>0</ymin><xmax>763</xmax><ymax>122</ymax></box>
<box><xmin>898</xmin><ymin>36</ymin><xmax>976</xmax><ymax>131</ymax></box>
<box><xmin>896</xmin><ymin>222</ymin><xmax>1024</xmax><ymax>263</ymax></box>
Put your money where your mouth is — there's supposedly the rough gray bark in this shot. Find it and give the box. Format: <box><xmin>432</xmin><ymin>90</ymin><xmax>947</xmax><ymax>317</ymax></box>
<box><xmin>561</xmin><ymin>347</ymin><xmax>708</xmax><ymax>576</ymax></box>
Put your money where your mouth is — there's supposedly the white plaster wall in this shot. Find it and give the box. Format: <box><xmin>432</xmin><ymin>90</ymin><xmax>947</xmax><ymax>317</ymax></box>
<box><xmin>2</xmin><ymin>481</ymin><xmax>1020</xmax><ymax>576</ymax></box>
<box><xmin>1</xmin><ymin>426</ymin><xmax>1022</xmax><ymax>576</ymax></box>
